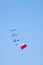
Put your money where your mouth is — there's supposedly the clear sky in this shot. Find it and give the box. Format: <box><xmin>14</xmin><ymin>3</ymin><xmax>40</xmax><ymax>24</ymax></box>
<box><xmin>0</xmin><ymin>0</ymin><xmax>43</xmax><ymax>65</ymax></box>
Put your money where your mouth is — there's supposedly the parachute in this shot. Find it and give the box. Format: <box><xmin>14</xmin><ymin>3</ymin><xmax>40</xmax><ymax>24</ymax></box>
<box><xmin>20</xmin><ymin>44</ymin><xmax>27</xmax><ymax>50</ymax></box>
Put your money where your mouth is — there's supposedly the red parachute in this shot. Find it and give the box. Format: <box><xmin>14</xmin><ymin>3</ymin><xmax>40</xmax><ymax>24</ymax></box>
<box><xmin>20</xmin><ymin>44</ymin><xmax>27</xmax><ymax>50</ymax></box>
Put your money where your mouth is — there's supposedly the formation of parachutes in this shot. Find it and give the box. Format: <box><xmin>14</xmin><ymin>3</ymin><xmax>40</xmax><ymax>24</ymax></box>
<box><xmin>10</xmin><ymin>28</ymin><xmax>27</xmax><ymax>50</ymax></box>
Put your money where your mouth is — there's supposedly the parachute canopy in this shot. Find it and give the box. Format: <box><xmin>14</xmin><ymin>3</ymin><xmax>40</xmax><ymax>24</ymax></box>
<box><xmin>20</xmin><ymin>44</ymin><xmax>27</xmax><ymax>50</ymax></box>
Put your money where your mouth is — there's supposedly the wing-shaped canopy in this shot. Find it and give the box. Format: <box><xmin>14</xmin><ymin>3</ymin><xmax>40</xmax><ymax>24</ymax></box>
<box><xmin>20</xmin><ymin>44</ymin><xmax>27</xmax><ymax>50</ymax></box>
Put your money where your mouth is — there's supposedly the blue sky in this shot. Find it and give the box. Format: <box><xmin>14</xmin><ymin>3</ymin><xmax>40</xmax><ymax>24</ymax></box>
<box><xmin>0</xmin><ymin>0</ymin><xmax>43</xmax><ymax>65</ymax></box>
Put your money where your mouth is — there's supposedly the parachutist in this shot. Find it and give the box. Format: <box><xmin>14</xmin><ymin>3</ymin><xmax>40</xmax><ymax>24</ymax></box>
<box><xmin>13</xmin><ymin>39</ymin><xmax>16</xmax><ymax>42</ymax></box>
<box><xmin>11</xmin><ymin>28</ymin><xmax>16</xmax><ymax>32</ymax></box>
<box><xmin>12</xmin><ymin>33</ymin><xmax>18</xmax><ymax>37</ymax></box>
<box><xmin>17</xmin><ymin>39</ymin><xmax>19</xmax><ymax>41</ymax></box>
